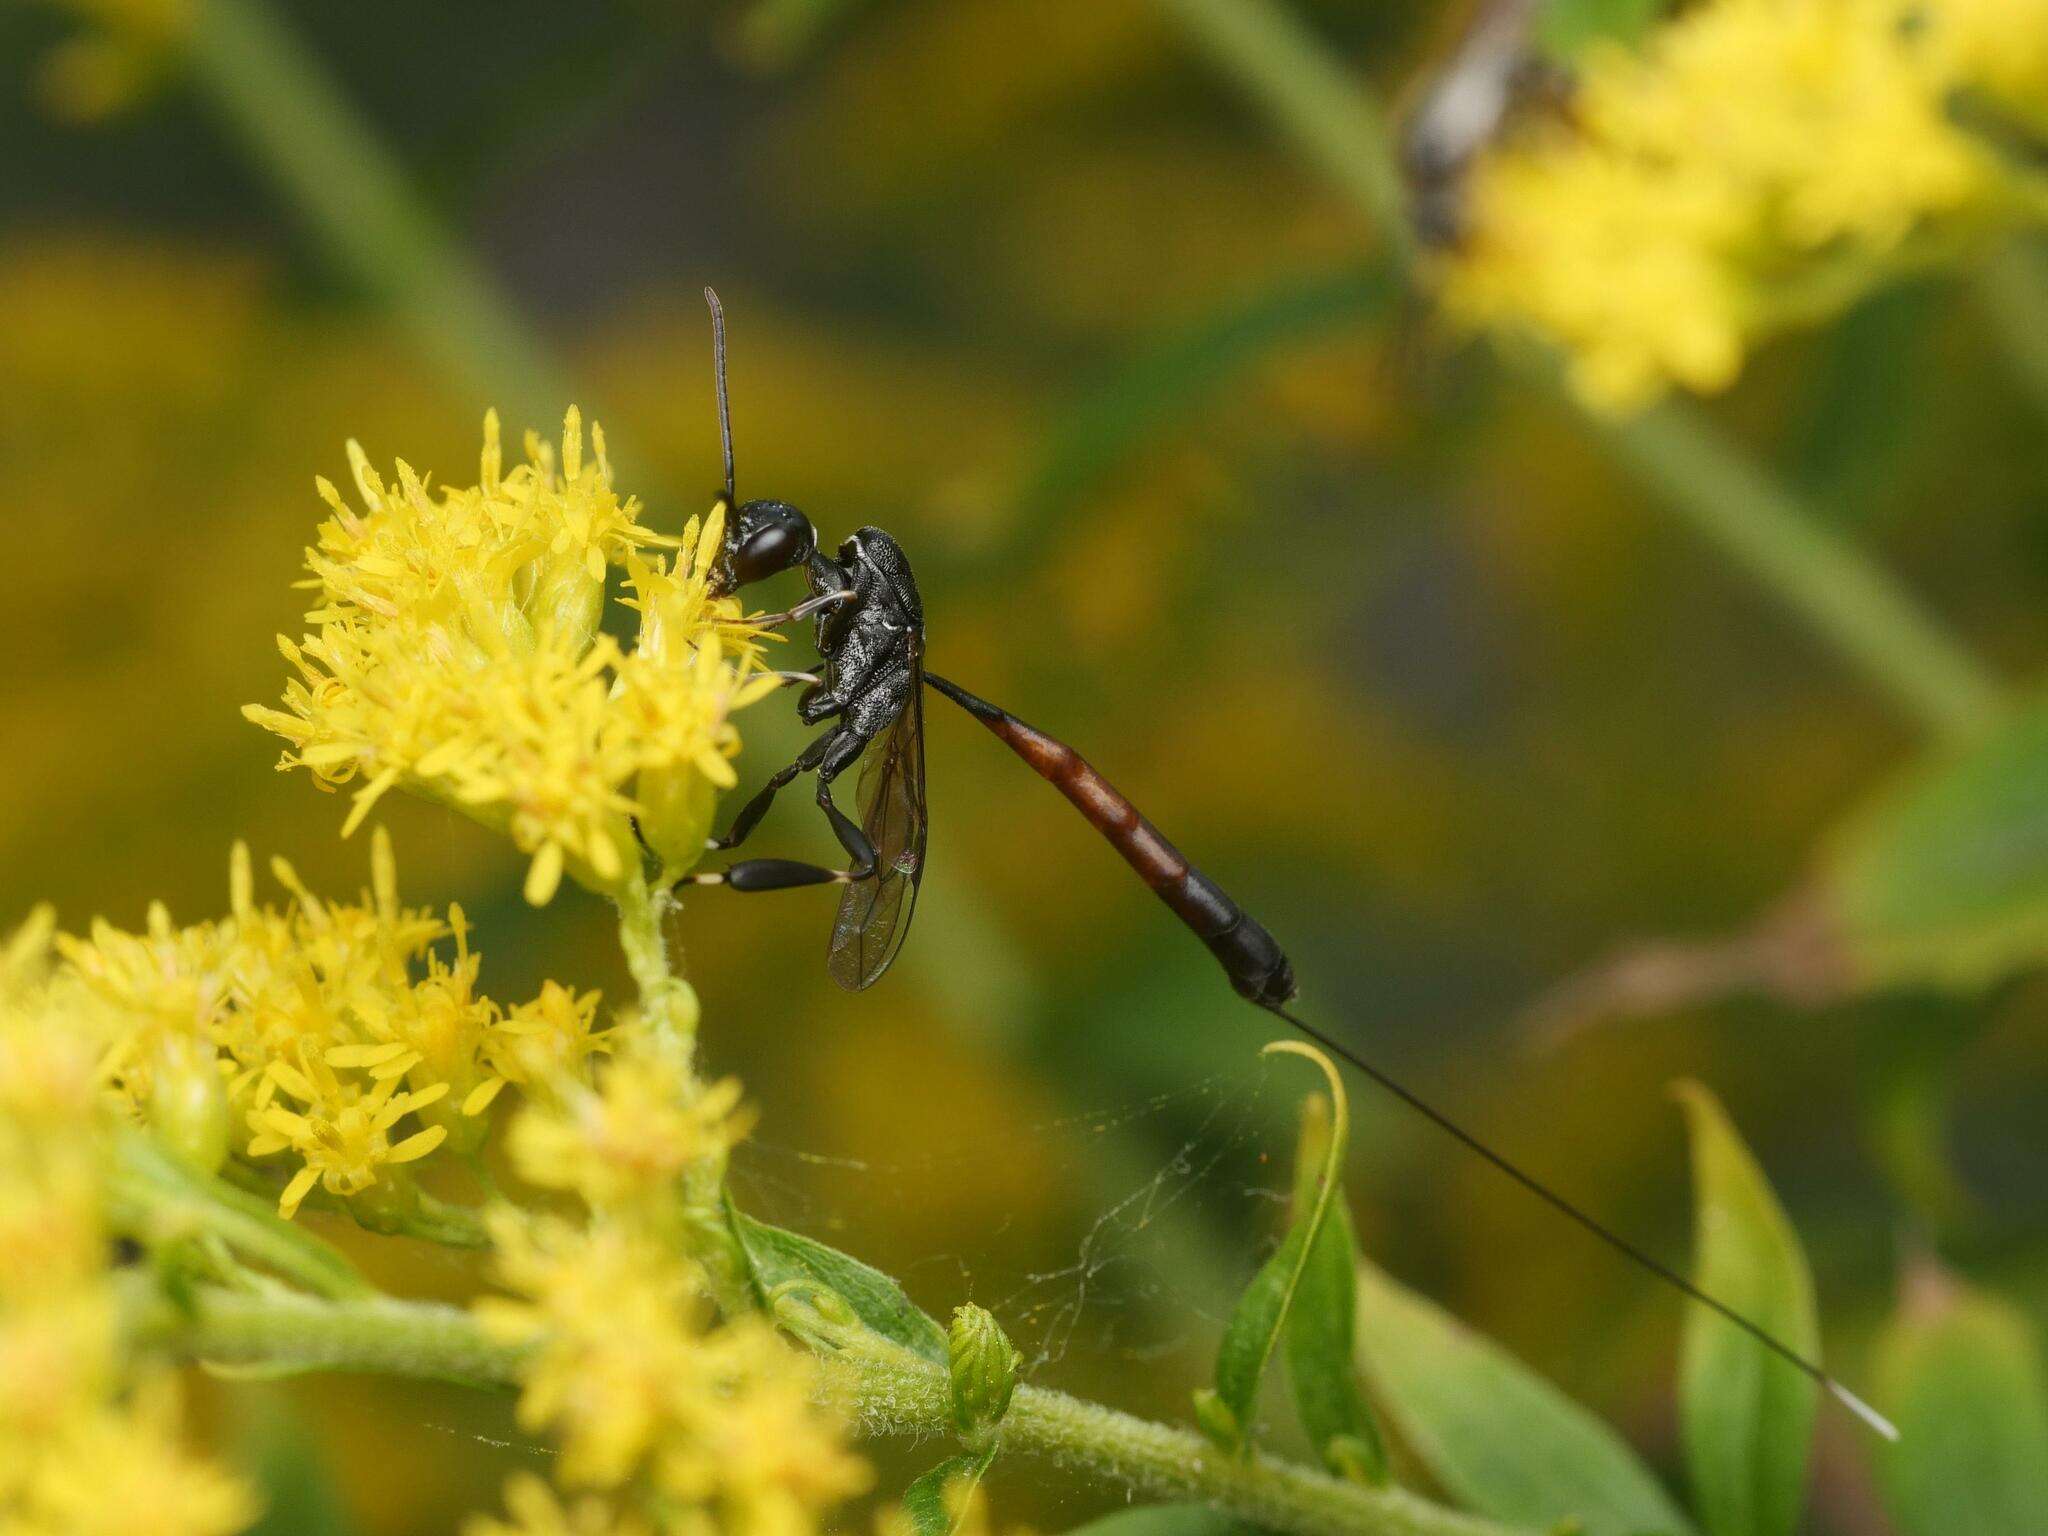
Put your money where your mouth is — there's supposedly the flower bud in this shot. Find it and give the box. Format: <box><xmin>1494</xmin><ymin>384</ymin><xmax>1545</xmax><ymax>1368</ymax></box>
<box><xmin>145</xmin><ymin>1032</ymin><xmax>230</xmax><ymax>1173</ymax></box>
<box><xmin>948</xmin><ymin>1304</ymin><xmax>1021</xmax><ymax>1449</ymax></box>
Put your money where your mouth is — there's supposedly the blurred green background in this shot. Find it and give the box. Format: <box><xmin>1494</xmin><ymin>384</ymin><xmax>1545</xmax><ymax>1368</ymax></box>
<box><xmin>3</xmin><ymin>1</ymin><xmax>2045</xmax><ymax>1532</ymax></box>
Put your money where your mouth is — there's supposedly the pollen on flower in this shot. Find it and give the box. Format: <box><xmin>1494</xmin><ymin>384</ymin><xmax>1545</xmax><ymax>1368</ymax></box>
<box><xmin>55</xmin><ymin>830</ymin><xmax>569</xmax><ymax>1219</ymax></box>
<box><xmin>478</xmin><ymin>1213</ymin><xmax>868</xmax><ymax>1527</ymax></box>
<box><xmin>505</xmin><ymin>1038</ymin><xmax>754</xmax><ymax>1215</ymax></box>
<box><xmin>0</xmin><ymin>909</ymin><xmax>255</xmax><ymax>1536</ymax></box>
<box><xmin>1443</xmin><ymin>0</ymin><xmax>2048</xmax><ymax>410</ymax></box>
<box><xmin>245</xmin><ymin>413</ymin><xmax>775</xmax><ymax>902</ymax></box>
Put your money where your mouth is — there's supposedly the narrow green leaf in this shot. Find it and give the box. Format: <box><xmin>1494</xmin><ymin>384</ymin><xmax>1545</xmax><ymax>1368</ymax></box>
<box><xmin>1675</xmin><ymin>1083</ymin><xmax>1818</xmax><ymax>1536</ymax></box>
<box><xmin>1822</xmin><ymin>695</ymin><xmax>2048</xmax><ymax>992</ymax></box>
<box><xmin>1199</xmin><ymin>1042</ymin><xmax>1348</xmax><ymax>1455</ymax></box>
<box><xmin>1281</xmin><ymin>1093</ymin><xmax>1387</xmax><ymax>1483</ymax></box>
<box><xmin>725</xmin><ymin>1195</ymin><xmax>949</xmax><ymax>1363</ymax></box>
<box><xmin>1006</xmin><ymin>267</ymin><xmax>1396</xmax><ymax>565</ymax></box>
<box><xmin>1873</xmin><ymin>1273</ymin><xmax>2048</xmax><ymax>1536</ymax></box>
<box><xmin>1060</xmin><ymin>1508</ymin><xmax>1265</xmax><ymax>1536</ymax></box>
<box><xmin>904</xmin><ymin>1449</ymin><xmax>998</xmax><ymax>1536</ymax></box>
<box><xmin>1353</xmin><ymin>1264</ymin><xmax>1695</xmax><ymax>1536</ymax></box>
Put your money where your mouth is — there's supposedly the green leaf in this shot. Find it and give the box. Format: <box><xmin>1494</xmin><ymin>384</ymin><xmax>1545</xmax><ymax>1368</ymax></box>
<box><xmin>904</xmin><ymin>1449</ymin><xmax>998</xmax><ymax>1536</ymax></box>
<box><xmin>239</xmin><ymin>1407</ymin><xmax>360</xmax><ymax>1536</ymax></box>
<box><xmin>1281</xmin><ymin>1092</ymin><xmax>1387</xmax><ymax>1483</ymax></box>
<box><xmin>1873</xmin><ymin>1273</ymin><xmax>2048</xmax><ymax>1536</ymax></box>
<box><xmin>1675</xmin><ymin>1083</ymin><xmax>1818</xmax><ymax>1536</ymax></box>
<box><xmin>724</xmin><ymin>1195</ymin><xmax>949</xmax><ymax>1363</ymax></box>
<box><xmin>1198</xmin><ymin>1042</ymin><xmax>1350</xmax><ymax>1456</ymax></box>
<box><xmin>1535</xmin><ymin>0</ymin><xmax>1666</xmax><ymax>61</ymax></box>
<box><xmin>1353</xmin><ymin>1263</ymin><xmax>1695</xmax><ymax>1536</ymax></box>
<box><xmin>1060</xmin><ymin>1508</ymin><xmax>1266</xmax><ymax>1536</ymax></box>
<box><xmin>1823</xmin><ymin>695</ymin><xmax>2048</xmax><ymax>992</ymax></box>
<box><xmin>1007</xmin><ymin>267</ymin><xmax>1396</xmax><ymax>566</ymax></box>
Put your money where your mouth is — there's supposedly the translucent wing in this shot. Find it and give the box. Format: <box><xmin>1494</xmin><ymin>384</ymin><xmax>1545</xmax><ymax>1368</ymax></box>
<box><xmin>826</xmin><ymin>649</ymin><xmax>928</xmax><ymax>991</ymax></box>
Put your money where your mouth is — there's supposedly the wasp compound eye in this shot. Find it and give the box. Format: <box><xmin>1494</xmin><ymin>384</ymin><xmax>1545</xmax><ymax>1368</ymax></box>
<box><xmin>720</xmin><ymin>500</ymin><xmax>816</xmax><ymax>590</ymax></box>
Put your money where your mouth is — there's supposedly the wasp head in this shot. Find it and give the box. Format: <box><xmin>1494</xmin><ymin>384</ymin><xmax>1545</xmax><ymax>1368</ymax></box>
<box><xmin>713</xmin><ymin>498</ymin><xmax>816</xmax><ymax>593</ymax></box>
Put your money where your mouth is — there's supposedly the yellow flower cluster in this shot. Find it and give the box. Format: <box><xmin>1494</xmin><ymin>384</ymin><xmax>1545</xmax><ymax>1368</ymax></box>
<box><xmin>477</xmin><ymin>1210</ymin><xmax>868</xmax><ymax>1536</ymax></box>
<box><xmin>1445</xmin><ymin>0</ymin><xmax>2048</xmax><ymax>409</ymax></box>
<box><xmin>476</xmin><ymin>1001</ymin><xmax>864</xmax><ymax>1536</ymax></box>
<box><xmin>56</xmin><ymin>831</ymin><xmax>602</xmax><ymax>1219</ymax></box>
<box><xmin>246</xmin><ymin>411</ymin><xmax>779</xmax><ymax>905</ymax></box>
<box><xmin>0</xmin><ymin>911</ymin><xmax>256</xmax><ymax>1536</ymax></box>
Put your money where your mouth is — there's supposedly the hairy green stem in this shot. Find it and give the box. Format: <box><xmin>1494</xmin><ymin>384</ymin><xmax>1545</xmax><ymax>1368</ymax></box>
<box><xmin>138</xmin><ymin>1287</ymin><xmax>529</xmax><ymax>1389</ymax></box>
<box><xmin>615</xmin><ymin>874</ymin><xmax>701</xmax><ymax>1060</ymax></box>
<box><xmin>110</xmin><ymin>1134</ymin><xmax>372</xmax><ymax>1300</ymax></box>
<box><xmin>848</xmin><ymin>1343</ymin><xmax>1525</xmax><ymax>1536</ymax></box>
<box><xmin>184</xmin><ymin>0</ymin><xmax>571</xmax><ymax>427</ymax></box>
<box><xmin>613</xmin><ymin>875</ymin><xmax>755</xmax><ymax>1317</ymax></box>
<box><xmin>144</xmin><ymin>1291</ymin><xmax>1522</xmax><ymax>1536</ymax></box>
<box><xmin>1154</xmin><ymin>0</ymin><xmax>2006</xmax><ymax>741</ymax></box>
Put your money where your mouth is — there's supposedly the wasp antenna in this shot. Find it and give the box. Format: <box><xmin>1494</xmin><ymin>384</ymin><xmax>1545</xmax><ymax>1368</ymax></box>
<box><xmin>1261</xmin><ymin>1002</ymin><xmax>1894</xmax><ymax>1440</ymax></box>
<box><xmin>1830</xmin><ymin>1381</ymin><xmax>1900</xmax><ymax>1442</ymax></box>
<box><xmin>704</xmin><ymin>286</ymin><xmax>736</xmax><ymax>507</ymax></box>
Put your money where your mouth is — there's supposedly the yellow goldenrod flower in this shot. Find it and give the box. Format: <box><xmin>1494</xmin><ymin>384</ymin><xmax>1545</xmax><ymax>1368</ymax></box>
<box><xmin>0</xmin><ymin>911</ymin><xmax>255</xmax><ymax>1536</ymax></box>
<box><xmin>476</xmin><ymin>980</ymin><xmax>611</xmax><ymax>1114</ymax></box>
<box><xmin>246</xmin><ymin>414</ymin><xmax>773</xmax><ymax>903</ymax></box>
<box><xmin>478</xmin><ymin>1213</ymin><xmax>713</xmax><ymax>1487</ymax></box>
<box><xmin>24</xmin><ymin>1377</ymin><xmax>259</xmax><ymax>1536</ymax></box>
<box><xmin>246</xmin><ymin>1048</ymin><xmax>450</xmax><ymax>1218</ymax></box>
<box><xmin>651</xmin><ymin>1314</ymin><xmax>873</xmax><ymax>1536</ymax></box>
<box><xmin>478</xmin><ymin>1213</ymin><xmax>866</xmax><ymax>1526</ymax></box>
<box><xmin>505</xmin><ymin>1038</ymin><xmax>753</xmax><ymax>1216</ymax></box>
<box><xmin>54</xmin><ymin>831</ymin><xmax>585</xmax><ymax>1218</ymax></box>
<box><xmin>466</xmin><ymin>1474</ymin><xmax>654</xmax><ymax>1536</ymax></box>
<box><xmin>1445</xmin><ymin>0</ymin><xmax>2048</xmax><ymax>410</ymax></box>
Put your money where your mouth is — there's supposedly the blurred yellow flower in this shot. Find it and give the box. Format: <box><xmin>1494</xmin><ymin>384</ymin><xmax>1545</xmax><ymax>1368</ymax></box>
<box><xmin>506</xmin><ymin>1039</ymin><xmax>753</xmax><ymax>1216</ymax></box>
<box><xmin>0</xmin><ymin>910</ymin><xmax>255</xmax><ymax>1536</ymax></box>
<box><xmin>479</xmin><ymin>1213</ymin><xmax>867</xmax><ymax>1529</ymax></box>
<box><xmin>1446</xmin><ymin>0</ymin><xmax>2048</xmax><ymax>409</ymax></box>
<box><xmin>23</xmin><ymin>1376</ymin><xmax>259</xmax><ymax>1536</ymax></box>
<box><xmin>467</xmin><ymin>1475</ymin><xmax>654</xmax><ymax>1536</ymax></box>
<box><xmin>246</xmin><ymin>413</ymin><xmax>776</xmax><ymax>904</ymax></box>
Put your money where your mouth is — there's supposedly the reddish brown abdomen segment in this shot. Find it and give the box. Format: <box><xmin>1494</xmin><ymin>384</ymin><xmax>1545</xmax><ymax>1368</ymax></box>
<box><xmin>924</xmin><ymin>673</ymin><xmax>1296</xmax><ymax>1006</ymax></box>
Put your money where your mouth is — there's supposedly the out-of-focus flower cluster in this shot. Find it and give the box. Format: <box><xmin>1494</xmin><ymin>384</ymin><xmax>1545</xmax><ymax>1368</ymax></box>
<box><xmin>1445</xmin><ymin>0</ymin><xmax>2048</xmax><ymax>410</ymax></box>
<box><xmin>0</xmin><ymin>909</ymin><xmax>257</xmax><ymax>1536</ymax></box>
<box><xmin>472</xmin><ymin>1032</ymin><xmax>867</xmax><ymax>1536</ymax></box>
<box><xmin>55</xmin><ymin>831</ymin><xmax>604</xmax><ymax>1220</ymax></box>
<box><xmin>246</xmin><ymin>411</ymin><xmax>778</xmax><ymax>904</ymax></box>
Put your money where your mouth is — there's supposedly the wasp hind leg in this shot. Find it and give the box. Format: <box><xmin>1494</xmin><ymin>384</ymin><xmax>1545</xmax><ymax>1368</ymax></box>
<box><xmin>683</xmin><ymin>727</ymin><xmax>876</xmax><ymax>892</ymax></box>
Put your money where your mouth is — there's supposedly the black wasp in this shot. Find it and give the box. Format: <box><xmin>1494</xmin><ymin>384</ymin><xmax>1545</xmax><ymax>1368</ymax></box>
<box><xmin>682</xmin><ymin>289</ymin><xmax>1292</xmax><ymax>1009</ymax></box>
<box><xmin>674</xmin><ymin>288</ymin><xmax>1892</xmax><ymax>1440</ymax></box>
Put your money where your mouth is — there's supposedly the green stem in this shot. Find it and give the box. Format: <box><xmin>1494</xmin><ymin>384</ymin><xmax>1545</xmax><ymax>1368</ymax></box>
<box><xmin>612</xmin><ymin>875</ymin><xmax>755</xmax><ymax>1316</ymax></box>
<box><xmin>137</xmin><ymin>1287</ymin><xmax>528</xmax><ymax>1389</ymax></box>
<box><xmin>1153</xmin><ymin>0</ymin><xmax>1413</xmax><ymax>269</ymax></box>
<box><xmin>144</xmin><ymin>1291</ymin><xmax>1523</xmax><ymax>1536</ymax></box>
<box><xmin>110</xmin><ymin>1134</ymin><xmax>372</xmax><ymax>1300</ymax></box>
<box><xmin>1977</xmin><ymin>238</ymin><xmax>2048</xmax><ymax>420</ymax></box>
<box><xmin>183</xmin><ymin>0</ymin><xmax>572</xmax><ymax>427</ymax></box>
<box><xmin>1153</xmin><ymin>0</ymin><xmax>2006</xmax><ymax>741</ymax></box>
<box><xmin>1590</xmin><ymin>403</ymin><xmax>2006</xmax><ymax>740</ymax></box>
<box><xmin>613</xmin><ymin>874</ymin><xmax>700</xmax><ymax>1061</ymax></box>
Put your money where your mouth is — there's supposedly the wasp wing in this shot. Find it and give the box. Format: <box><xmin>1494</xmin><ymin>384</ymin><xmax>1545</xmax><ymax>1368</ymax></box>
<box><xmin>826</xmin><ymin>651</ymin><xmax>928</xmax><ymax>991</ymax></box>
